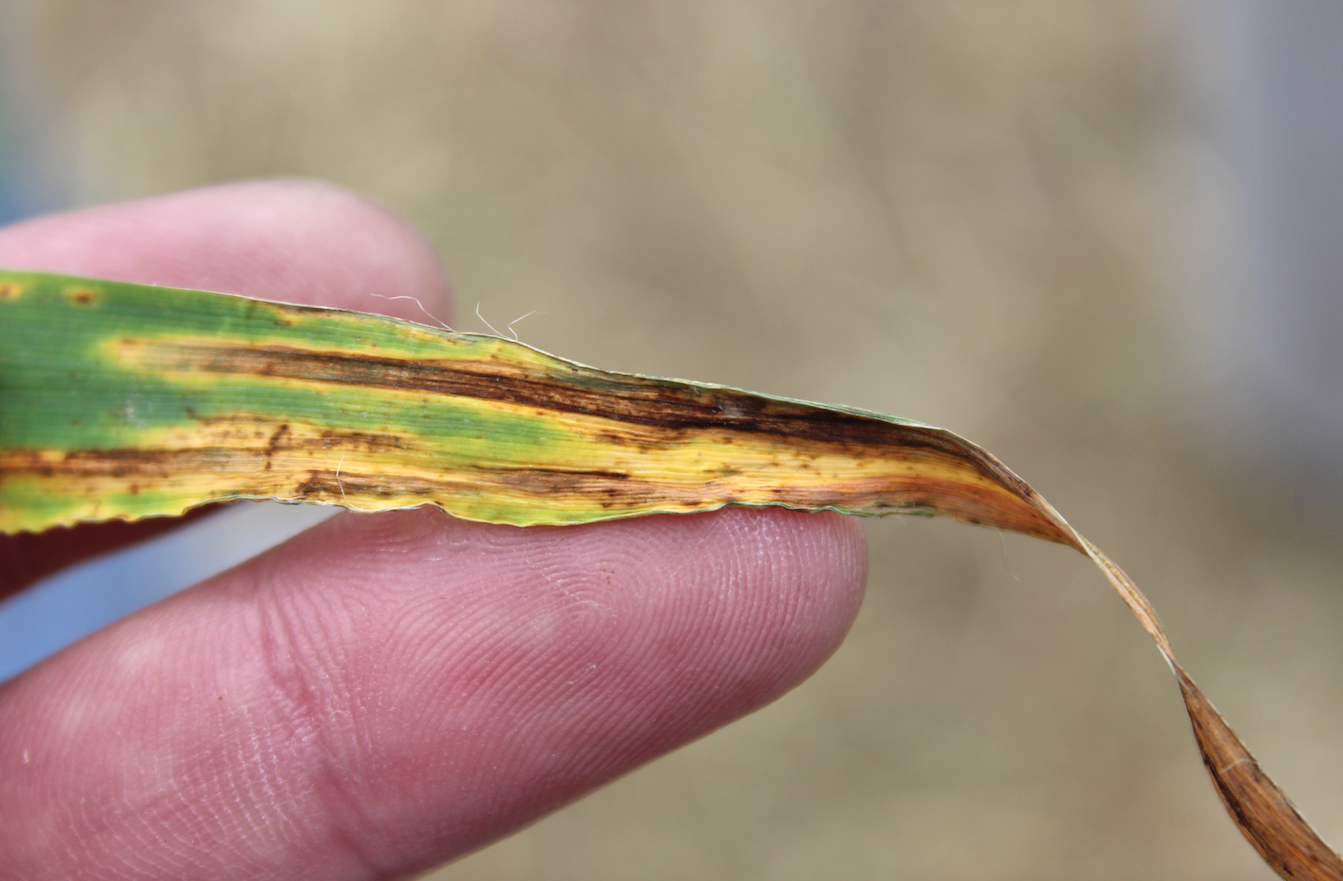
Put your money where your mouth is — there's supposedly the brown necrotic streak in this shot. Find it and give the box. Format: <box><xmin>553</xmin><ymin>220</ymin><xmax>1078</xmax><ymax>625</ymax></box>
<box><xmin>5</xmin><ymin>446</ymin><xmax>1044</xmax><ymax>528</ymax></box>
<box><xmin>147</xmin><ymin>339</ymin><xmax>976</xmax><ymax>445</ymax></box>
<box><xmin>89</xmin><ymin>338</ymin><xmax>1071</xmax><ymax>537</ymax></box>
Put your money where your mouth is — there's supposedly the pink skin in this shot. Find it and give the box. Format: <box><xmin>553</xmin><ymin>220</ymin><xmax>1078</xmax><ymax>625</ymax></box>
<box><xmin>0</xmin><ymin>181</ymin><xmax>868</xmax><ymax>880</ymax></box>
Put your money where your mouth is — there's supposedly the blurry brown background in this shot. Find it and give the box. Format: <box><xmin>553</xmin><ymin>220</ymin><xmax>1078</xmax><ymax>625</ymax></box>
<box><xmin>4</xmin><ymin>2</ymin><xmax>1343</xmax><ymax>879</ymax></box>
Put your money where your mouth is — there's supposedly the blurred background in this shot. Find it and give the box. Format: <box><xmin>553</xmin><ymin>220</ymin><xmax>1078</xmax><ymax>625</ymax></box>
<box><xmin>3</xmin><ymin>1</ymin><xmax>1343</xmax><ymax>878</ymax></box>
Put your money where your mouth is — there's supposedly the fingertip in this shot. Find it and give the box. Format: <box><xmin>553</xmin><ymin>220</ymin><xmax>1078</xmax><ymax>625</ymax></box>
<box><xmin>0</xmin><ymin>507</ymin><xmax>868</xmax><ymax>879</ymax></box>
<box><xmin>249</xmin><ymin>506</ymin><xmax>869</xmax><ymax>858</ymax></box>
<box><xmin>0</xmin><ymin>179</ymin><xmax>452</xmax><ymax>322</ymax></box>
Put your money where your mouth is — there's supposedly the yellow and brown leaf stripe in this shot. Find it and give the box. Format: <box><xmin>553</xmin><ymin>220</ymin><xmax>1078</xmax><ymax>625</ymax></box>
<box><xmin>0</xmin><ymin>270</ymin><xmax>1064</xmax><ymax>537</ymax></box>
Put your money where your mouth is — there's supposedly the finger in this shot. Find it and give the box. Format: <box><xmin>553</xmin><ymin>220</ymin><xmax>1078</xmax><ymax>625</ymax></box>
<box><xmin>0</xmin><ymin>180</ymin><xmax>452</xmax><ymax>591</ymax></box>
<box><xmin>0</xmin><ymin>178</ymin><xmax>451</xmax><ymax>317</ymax></box>
<box><xmin>0</xmin><ymin>507</ymin><xmax>866</xmax><ymax>880</ymax></box>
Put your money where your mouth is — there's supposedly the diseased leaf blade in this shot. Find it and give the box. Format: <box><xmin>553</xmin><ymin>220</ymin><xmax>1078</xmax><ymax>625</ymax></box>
<box><xmin>1</xmin><ymin>268</ymin><xmax>1338</xmax><ymax>880</ymax></box>
<box><xmin>0</xmin><ymin>270</ymin><xmax>1067</xmax><ymax>537</ymax></box>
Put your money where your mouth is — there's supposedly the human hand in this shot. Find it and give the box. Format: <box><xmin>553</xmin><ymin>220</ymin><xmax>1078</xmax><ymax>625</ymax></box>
<box><xmin>0</xmin><ymin>181</ymin><xmax>867</xmax><ymax>880</ymax></box>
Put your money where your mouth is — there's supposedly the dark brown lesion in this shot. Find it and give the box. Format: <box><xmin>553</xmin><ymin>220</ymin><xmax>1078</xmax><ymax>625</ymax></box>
<box><xmin>314</xmin><ymin>428</ymin><xmax>407</xmax><ymax>453</ymax></box>
<box><xmin>316</xmin><ymin>465</ymin><xmax>651</xmax><ymax>504</ymax></box>
<box><xmin>264</xmin><ymin>423</ymin><xmax>290</xmax><ymax>470</ymax></box>
<box><xmin>1</xmin><ymin>422</ymin><xmax>406</xmax><ymax>484</ymax></box>
<box><xmin>1</xmin><ymin>434</ymin><xmax>1070</xmax><ymax>540</ymax></box>
<box><xmin>486</xmin><ymin>466</ymin><xmax>639</xmax><ymax>499</ymax></box>
<box><xmin>134</xmin><ymin>338</ymin><xmax>1036</xmax><ymax>499</ymax></box>
<box><xmin>51</xmin><ymin>447</ymin><xmax>246</xmax><ymax>477</ymax></box>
